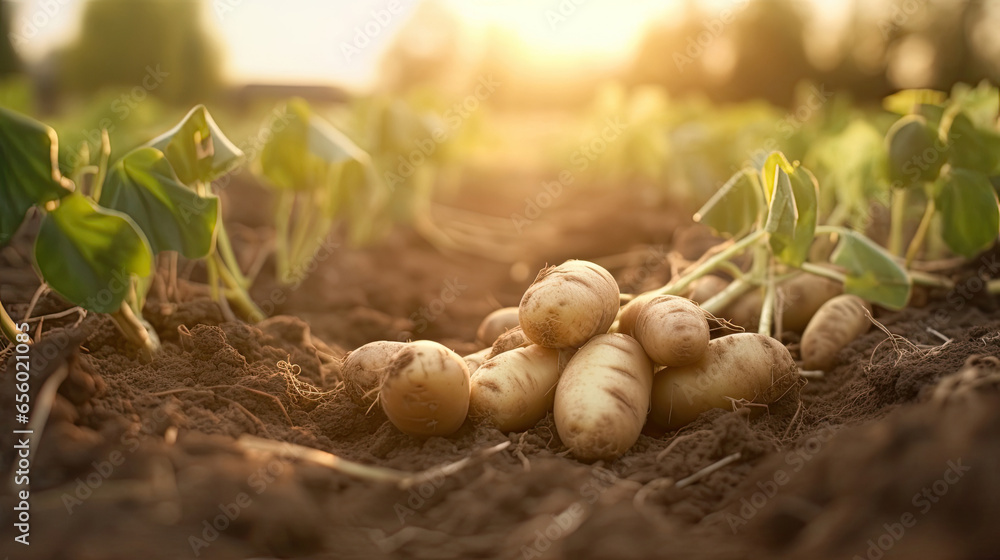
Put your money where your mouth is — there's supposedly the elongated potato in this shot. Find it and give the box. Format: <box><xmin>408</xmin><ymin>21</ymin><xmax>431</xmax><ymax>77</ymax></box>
<box><xmin>463</xmin><ymin>348</ymin><xmax>492</xmax><ymax>375</ymax></box>
<box><xmin>488</xmin><ymin>326</ymin><xmax>531</xmax><ymax>359</ymax></box>
<box><xmin>519</xmin><ymin>260</ymin><xmax>620</xmax><ymax>348</ymax></box>
<box><xmin>650</xmin><ymin>333</ymin><xmax>799</xmax><ymax>430</ymax></box>
<box><xmin>634</xmin><ymin>296</ymin><xmax>710</xmax><ymax>367</ymax></box>
<box><xmin>615</xmin><ymin>292</ymin><xmax>656</xmax><ymax>336</ymax></box>
<box><xmin>723</xmin><ymin>273</ymin><xmax>841</xmax><ymax>332</ymax></box>
<box><xmin>800</xmin><ymin>294</ymin><xmax>872</xmax><ymax>370</ymax></box>
<box><xmin>469</xmin><ymin>345</ymin><xmax>561</xmax><ymax>432</ymax></box>
<box><xmin>685</xmin><ymin>275</ymin><xmax>729</xmax><ymax>305</ymax></box>
<box><xmin>341</xmin><ymin>340</ymin><xmax>406</xmax><ymax>406</ymax></box>
<box><xmin>476</xmin><ymin>307</ymin><xmax>520</xmax><ymax>347</ymax></box>
<box><xmin>554</xmin><ymin>334</ymin><xmax>653</xmax><ymax>461</ymax></box>
<box><xmin>381</xmin><ymin>341</ymin><xmax>471</xmax><ymax>437</ymax></box>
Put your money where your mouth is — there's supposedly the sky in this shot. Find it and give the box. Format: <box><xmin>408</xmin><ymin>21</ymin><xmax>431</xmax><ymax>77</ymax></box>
<box><xmin>6</xmin><ymin>0</ymin><xmax>845</xmax><ymax>90</ymax></box>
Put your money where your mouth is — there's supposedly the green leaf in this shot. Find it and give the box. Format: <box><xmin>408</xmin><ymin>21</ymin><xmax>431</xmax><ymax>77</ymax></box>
<box><xmin>947</xmin><ymin>81</ymin><xmax>999</xmax><ymax>130</ymax></box>
<box><xmin>761</xmin><ymin>151</ymin><xmax>794</xmax><ymax>202</ymax></box>
<box><xmin>693</xmin><ymin>169</ymin><xmax>763</xmax><ymax>238</ymax></box>
<box><xmin>34</xmin><ymin>193</ymin><xmax>152</xmax><ymax>313</ymax></box>
<box><xmin>828</xmin><ymin>228</ymin><xmax>911</xmax><ymax>310</ymax></box>
<box><xmin>148</xmin><ymin>105</ymin><xmax>244</xmax><ymax>185</ymax></box>
<box><xmin>260</xmin><ymin>98</ymin><xmax>371</xmax><ymax>192</ymax></box>
<box><xmin>945</xmin><ymin>112</ymin><xmax>1000</xmax><ymax>175</ymax></box>
<box><xmin>100</xmin><ymin>147</ymin><xmax>219</xmax><ymax>259</ymax></box>
<box><xmin>764</xmin><ymin>166</ymin><xmax>797</xmax><ymax>239</ymax></box>
<box><xmin>886</xmin><ymin>115</ymin><xmax>946</xmax><ymax>186</ymax></box>
<box><xmin>780</xmin><ymin>166</ymin><xmax>819</xmax><ymax>267</ymax></box>
<box><xmin>935</xmin><ymin>168</ymin><xmax>999</xmax><ymax>258</ymax></box>
<box><xmin>0</xmin><ymin>107</ymin><xmax>73</xmax><ymax>245</ymax></box>
<box><xmin>761</xmin><ymin>152</ymin><xmax>817</xmax><ymax>266</ymax></box>
<box><xmin>883</xmin><ymin>89</ymin><xmax>947</xmax><ymax>115</ymax></box>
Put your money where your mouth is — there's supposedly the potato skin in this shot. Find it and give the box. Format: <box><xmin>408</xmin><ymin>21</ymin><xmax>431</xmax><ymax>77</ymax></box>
<box><xmin>463</xmin><ymin>348</ymin><xmax>492</xmax><ymax>375</ymax></box>
<box><xmin>634</xmin><ymin>296</ymin><xmax>710</xmax><ymax>367</ymax></box>
<box><xmin>800</xmin><ymin>294</ymin><xmax>872</xmax><ymax>371</ymax></box>
<box><xmin>380</xmin><ymin>341</ymin><xmax>471</xmax><ymax>437</ymax></box>
<box><xmin>519</xmin><ymin>260</ymin><xmax>620</xmax><ymax>349</ymax></box>
<box><xmin>615</xmin><ymin>292</ymin><xmax>656</xmax><ymax>336</ymax></box>
<box><xmin>469</xmin><ymin>345</ymin><xmax>561</xmax><ymax>432</ymax></box>
<box><xmin>724</xmin><ymin>274</ymin><xmax>841</xmax><ymax>332</ymax></box>
<box><xmin>476</xmin><ymin>307</ymin><xmax>521</xmax><ymax>347</ymax></box>
<box><xmin>554</xmin><ymin>333</ymin><xmax>653</xmax><ymax>461</ymax></box>
<box><xmin>341</xmin><ymin>340</ymin><xmax>406</xmax><ymax>406</ymax></box>
<box><xmin>686</xmin><ymin>275</ymin><xmax>729</xmax><ymax>305</ymax></box>
<box><xmin>650</xmin><ymin>333</ymin><xmax>799</xmax><ymax>430</ymax></box>
<box><xmin>488</xmin><ymin>326</ymin><xmax>531</xmax><ymax>359</ymax></box>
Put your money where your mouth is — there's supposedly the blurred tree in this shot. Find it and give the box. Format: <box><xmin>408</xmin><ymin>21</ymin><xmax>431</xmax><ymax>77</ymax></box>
<box><xmin>0</xmin><ymin>0</ymin><xmax>22</xmax><ymax>76</ymax></box>
<box><xmin>58</xmin><ymin>0</ymin><xmax>221</xmax><ymax>104</ymax></box>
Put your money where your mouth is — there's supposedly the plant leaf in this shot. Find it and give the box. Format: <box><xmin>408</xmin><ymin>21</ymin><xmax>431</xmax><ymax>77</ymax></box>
<box><xmin>761</xmin><ymin>151</ymin><xmax>794</xmax><ymax>202</ymax></box>
<box><xmin>148</xmin><ymin>105</ymin><xmax>244</xmax><ymax>185</ymax></box>
<box><xmin>779</xmin><ymin>166</ymin><xmax>819</xmax><ymax>267</ymax></box>
<box><xmin>0</xmin><ymin>107</ymin><xmax>73</xmax><ymax>245</ymax></box>
<box><xmin>764</xmin><ymin>166</ymin><xmax>797</xmax><ymax>241</ymax></box>
<box><xmin>34</xmin><ymin>193</ymin><xmax>153</xmax><ymax>313</ymax></box>
<box><xmin>828</xmin><ymin>228</ymin><xmax>911</xmax><ymax>310</ymax></box>
<box><xmin>100</xmin><ymin>147</ymin><xmax>219</xmax><ymax>258</ymax></box>
<box><xmin>935</xmin><ymin>168</ymin><xmax>999</xmax><ymax>258</ymax></box>
<box><xmin>882</xmin><ymin>89</ymin><xmax>947</xmax><ymax>115</ymax></box>
<box><xmin>693</xmin><ymin>168</ymin><xmax>763</xmax><ymax>238</ymax></box>
<box><xmin>259</xmin><ymin>98</ymin><xmax>371</xmax><ymax>192</ymax></box>
<box><xmin>945</xmin><ymin>112</ymin><xmax>1000</xmax><ymax>175</ymax></box>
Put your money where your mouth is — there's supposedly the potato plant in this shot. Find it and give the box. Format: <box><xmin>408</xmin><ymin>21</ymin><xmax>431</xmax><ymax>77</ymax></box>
<box><xmin>257</xmin><ymin>98</ymin><xmax>386</xmax><ymax>284</ymax></box>
<box><xmin>627</xmin><ymin>150</ymin><xmax>938</xmax><ymax>337</ymax></box>
<box><xmin>0</xmin><ymin>107</ymin><xmax>240</xmax><ymax>357</ymax></box>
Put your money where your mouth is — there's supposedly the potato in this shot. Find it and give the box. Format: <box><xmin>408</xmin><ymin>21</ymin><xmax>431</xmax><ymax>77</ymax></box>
<box><xmin>723</xmin><ymin>273</ymin><xmax>841</xmax><ymax>332</ymax></box>
<box><xmin>519</xmin><ymin>260</ymin><xmax>620</xmax><ymax>348</ymax></box>
<box><xmin>488</xmin><ymin>326</ymin><xmax>531</xmax><ymax>359</ymax></box>
<box><xmin>469</xmin><ymin>345</ymin><xmax>561</xmax><ymax>432</ymax></box>
<box><xmin>341</xmin><ymin>340</ymin><xmax>406</xmax><ymax>406</ymax></box>
<box><xmin>614</xmin><ymin>292</ymin><xmax>656</xmax><ymax>336</ymax></box>
<box><xmin>633</xmin><ymin>296</ymin><xmax>710</xmax><ymax>367</ymax></box>
<box><xmin>463</xmin><ymin>348</ymin><xmax>492</xmax><ymax>375</ymax></box>
<box><xmin>800</xmin><ymin>294</ymin><xmax>872</xmax><ymax>371</ymax></box>
<box><xmin>650</xmin><ymin>333</ymin><xmax>799</xmax><ymax>430</ymax></box>
<box><xmin>685</xmin><ymin>275</ymin><xmax>729</xmax><ymax>305</ymax></box>
<box><xmin>476</xmin><ymin>307</ymin><xmax>520</xmax><ymax>347</ymax></box>
<box><xmin>554</xmin><ymin>334</ymin><xmax>653</xmax><ymax>461</ymax></box>
<box><xmin>380</xmin><ymin>340</ymin><xmax>471</xmax><ymax>437</ymax></box>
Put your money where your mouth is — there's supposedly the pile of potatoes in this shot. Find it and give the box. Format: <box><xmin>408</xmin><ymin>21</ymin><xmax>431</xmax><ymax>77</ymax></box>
<box><xmin>341</xmin><ymin>260</ymin><xmax>870</xmax><ymax>461</ymax></box>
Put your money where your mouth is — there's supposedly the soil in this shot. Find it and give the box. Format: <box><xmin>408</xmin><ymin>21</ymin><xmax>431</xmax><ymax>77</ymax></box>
<box><xmin>2</xmin><ymin>176</ymin><xmax>999</xmax><ymax>560</ymax></box>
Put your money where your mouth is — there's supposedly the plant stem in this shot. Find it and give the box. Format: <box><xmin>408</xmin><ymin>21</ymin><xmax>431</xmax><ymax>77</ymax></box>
<box><xmin>701</xmin><ymin>277</ymin><xmax>753</xmax><ymax>316</ymax></box>
<box><xmin>274</xmin><ymin>190</ymin><xmax>295</xmax><ymax>283</ymax></box>
<box><xmin>758</xmin><ymin>266</ymin><xmax>776</xmax><ymax>337</ymax></box>
<box><xmin>800</xmin><ymin>262</ymin><xmax>848</xmax><ymax>284</ymax></box>
<box><xmin>654</xmin><ymin>230</ymin><xmax>766</xmax><ymax>297</ymax></box>
<box><xmin>110</xmin><ymin>302</ymin><xmax>160</xmax><ymax>361</ymax></box>
<box><xmin>287</xmin><ymin>195</ymin><xmax>318</xmax><ymax>281</ymax></box>
<box><xmin>216</xmin><ymin>219</ymin><xmax>249</xmax><ymax>288</ymax></box>
<box><xmin>904</xmin><ymin>198</ymin><xmax>936</xmax><ymax>268</ymax></box>
<box><xmin>909</xmin><ymin>270</ymin><xmax>955</xmax><ymax>290</ymax></box>
<box><xmin>215</xmin><ymin>254</ymin><xmax>265</xmax><ymax>322</ymax></box>
<box><xmin>888</xmin><ymin>188</ymin><xmax>908</xmax><ymax>256</ymax></box>
<box><xmin>1</xmin><ymin>302</ymin><xmax>29</xmax><ymax>345</ymax></box>
<box><xmin>89</xmin><ymin>129</ymin><xmax>111</xmax><ymax>203</ymax></box>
